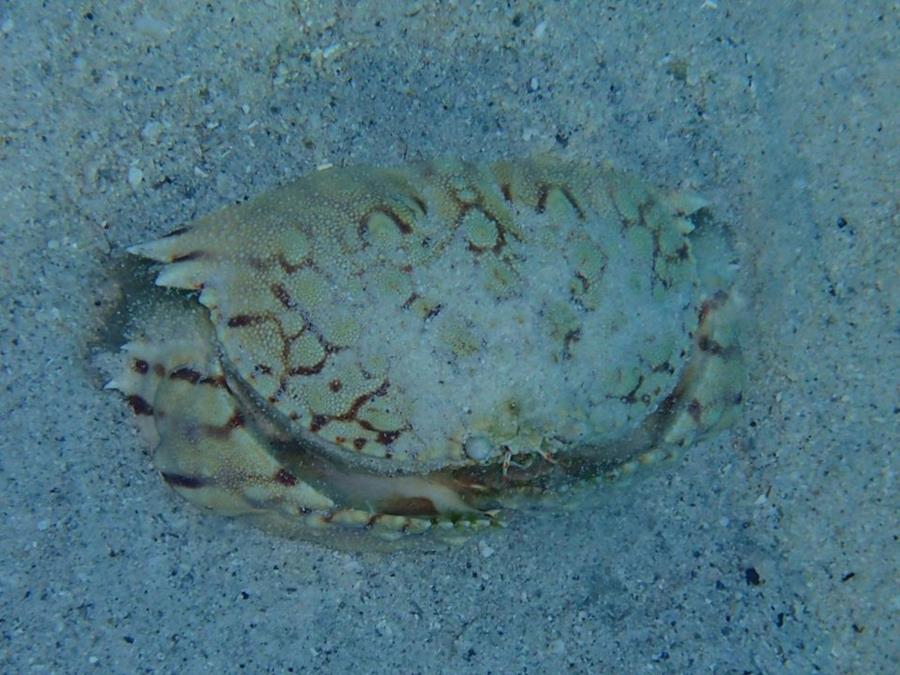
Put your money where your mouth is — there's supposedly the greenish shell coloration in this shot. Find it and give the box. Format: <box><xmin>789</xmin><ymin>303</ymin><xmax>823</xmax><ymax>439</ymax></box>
<box><xmin>108</xmin><ymin>157</ymin><xmax>743</xmax><ymax>547</ymax></box>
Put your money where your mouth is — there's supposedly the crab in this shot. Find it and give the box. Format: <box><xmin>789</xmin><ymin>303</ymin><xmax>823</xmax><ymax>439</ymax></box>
<box><xmin>107</xmin><ymin>157</ymin><xmax>743</xmax><ymax>547</ymax></box>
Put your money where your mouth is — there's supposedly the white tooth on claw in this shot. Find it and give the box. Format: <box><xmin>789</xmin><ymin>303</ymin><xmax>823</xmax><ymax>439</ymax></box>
<box><xmin>155</xmin><ymin>262</ymin><xmax>206</xmax><ymax>290</ymax></box>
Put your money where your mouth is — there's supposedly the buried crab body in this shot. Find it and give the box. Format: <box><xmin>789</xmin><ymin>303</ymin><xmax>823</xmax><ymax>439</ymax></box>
<box><xmin>108</xmin><ymin>156</ymin><xmax>744</xmax><ymax>545</ymax></box>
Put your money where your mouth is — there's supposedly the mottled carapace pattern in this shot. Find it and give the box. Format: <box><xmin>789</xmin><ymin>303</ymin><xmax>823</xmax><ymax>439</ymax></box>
<box><xmin>108</xmin><ymin>157</ymin><xmax>743</xmax><ymax>546</ymax></box>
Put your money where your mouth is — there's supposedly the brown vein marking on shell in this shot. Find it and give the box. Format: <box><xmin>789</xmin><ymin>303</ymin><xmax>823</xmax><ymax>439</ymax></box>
<box><xmin>270</xmin><ymin>282</ymin><xmax>293</xmax><ymax>309</ymax></box>
<box><xmin>536</xmin><ymin>183</ymin><xmax>587</xmax><ymax>221</ymax></box>
<box><xmin>162</xmin><ymin>464</ymin><xmax>303</xmax><ymax>495</ymax></box>
<box><xmin>227</xmin><ymin>303</ymin><xmax>340</xmax><ymax>380</ymax></box>
<box><xmin>604</xmin><ymin>189</ymin><xmax>691</xmax><ymax>291</ymax></box>
<box><xmin>205</xmin><ymin>376</ymin><xmax>228</xmax><ymax>389</ymax></box>
<box><xmin>461</xmin><ymin>204</ymin><xmax>510</xmax><ymax>255</ymax></box>
<box><xmin>161</xmin><ymin>472</ymin><xmax>208</xmax><ymax>489</ymax></box>
<box><xmin>227</xmin><ymin>314</ymin><xmax>266</xmax><ymax>328</ymax></box>
<box><xmin>421</xmin><ymin>165</ymin><xmax>520</xmax><ymax>257</ymax></box>
<box><xmin>307</xmin><ymin>378</ymin><xmax>407</xmax><ymax>447</ymax></box>
<box><xmin>170</xmin><ymin>250</ymin><xmax>205</xmax><ymax>264</ymax></box>
<box><xmin>639</xmin><ymin>199</ymin><xmax>671</xmax><ymax>290</ymax></box>
<box><xmin>170</xmin><ymin>367</ymin><xmax>202</xmax><ymax>384</ymax></box>
<box><xmin>697</xmin><ymin>291</ymin><xmax>739</xmax><ymax>358</ymax></box>
<box><xmin>127</xmin><ymin>394</ymin><xmax>153</xmax><ymax>416</ymax></box>
<box><xmin>273</xmin><ymin>468</ymin><xmax>299</xmax><ymax>486</ymax></box>
<box><xmin>561</xmin><ymin>327</ymin><xmax>581</xmax><ymax>361</ymax></box>
<box><xmin>161</xmin><ymin>225</ymin><xmax>190</xmax><ymax>238</ymax></box>
<box><xmin>603</xmin><ymin>178</ymin><xmax>639</xmax><ymax>229</ymax></box>
<box><xmin>357</xmin><ymin>205</ymin><xmax>416</xmax><ymax>240</ymax></box>
<box><xmin>224</xmin><ymin>282</ymin><xmax>409</xmax><ymax>449</ymax></box>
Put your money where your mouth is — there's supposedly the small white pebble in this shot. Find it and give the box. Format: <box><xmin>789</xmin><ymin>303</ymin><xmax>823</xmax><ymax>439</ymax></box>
<box><xmin>37</xmin><ymin>520</ymin><xmax>49</xmax><ymax>531</ymax></box>
<box><xmin>342</xmin><ymin>558</ymin><xmax>363</xmax><ymax>574</ymax></box>
<box><xmin>533</xmin><ymin>20</ymin><xmax>547</xmax><ymax>40</ymax></box>
<box><xmin>141</xmin><ymin>121</ymin><xmax>163</xmax><ymax>144</ymax></box>
<box><xmin>47</xmin><ymin>239</ymin><xmax>59</xmax><ymax>250</ymax></box>
<box><xmin>241</xmin><ymin>103</ymin><xmax>250</xmax><ymax>115</ymax></box>
<box><xmin>134</xmin><ymin>16</ymin><xmax>171</xmax><ymax>41</ymax></box>
<box><xmin>477</xmin><ymin>540</ymin><xmax>495</xmax><ymax>558</ymax></box>
<box><xmin>1</xmin><ymin>18</ymin><xmax>14</xmax><ymax>34</ymax></box>
<box><xmin>128</xmin><ymin>166</ymin><xmax>143</xmax><ymax>188</ymax></box>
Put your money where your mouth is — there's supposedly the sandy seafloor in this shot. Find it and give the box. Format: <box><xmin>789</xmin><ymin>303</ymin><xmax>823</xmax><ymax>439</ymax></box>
<box><xmin>1</xmin><ymin>2</ymin><xmax>896</xmax><ymax>673</ymax></box>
